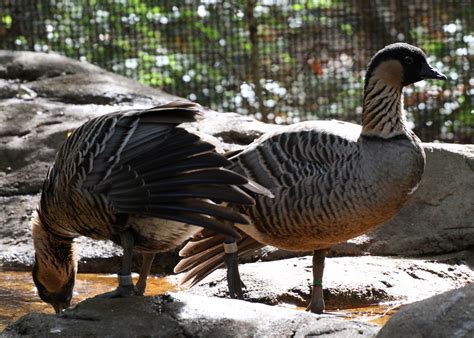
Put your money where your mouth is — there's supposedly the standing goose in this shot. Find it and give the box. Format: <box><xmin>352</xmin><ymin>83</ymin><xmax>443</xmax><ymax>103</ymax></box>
<box><xmin>32</xmin><ymin>101</ymin><xmax>268</xmax><ymax>313</ymax></box>
<box><xmin>174</xmin><ymin>43</ymin><xmax>447</xmax><ymax>313</ymax></box>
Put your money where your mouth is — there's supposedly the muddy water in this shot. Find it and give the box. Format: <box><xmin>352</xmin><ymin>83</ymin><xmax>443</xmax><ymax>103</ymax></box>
<box><xmin>0</xmin><ymin>270</ymin><xmax>178</xmax><ymax>331</ymax></box>
<box><xmin>293</xmin><ymin>304</ymin><xmax>398</xmax><ymax>326</ymax></box>
<box><xmin>0</xmin><ymin>271</ymin><xmax>395</xmax><ymax>331</ymax></box>
<box><xmin>337</xmin><ymin>305</ymin><xmax>400</xmax><ymax>326</ymax></box>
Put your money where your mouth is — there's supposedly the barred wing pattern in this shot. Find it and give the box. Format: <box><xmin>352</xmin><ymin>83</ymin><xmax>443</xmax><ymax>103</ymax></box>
<box><xmin>175</xmin><ymin>120</ymin><xmax>362</xmax><ymax>285</ymax></box>
<box><xmin>41</xmin><ymin>102</ymin><xmax>255</xmax><ymax>241</ymax></box>
<box><xmin>230</xmin><ymin>121</ymin><xmax>360</xmax><ymax>236</ymax></box>
<box><xmin>230</xmin><ymin>121</ymin><xmax>360</xmax><ymax>190</ymax></box>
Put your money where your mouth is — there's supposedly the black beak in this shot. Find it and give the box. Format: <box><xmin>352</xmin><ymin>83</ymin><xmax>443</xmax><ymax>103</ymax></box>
<box><xmin>53</xmin><ymin>302</ymin><xmax>68</xmax><ymax>314</ymax></box>
<box><xmin>53</xmin><ymin>304</ymin><xmax>62</xmax><ymax>314</ymax></box>
<box><xmin>420</xmin><ymin>62</ymin><xmax>447</xmax><ymax>80</ymax></box>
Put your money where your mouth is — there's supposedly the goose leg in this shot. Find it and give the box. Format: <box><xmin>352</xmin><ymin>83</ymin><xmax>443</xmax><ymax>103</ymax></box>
<box><xmin>224</xmin><ymin>237</ymin><xmax>243</xmax><ymax>299</ymax></box>
<box><xmin>96</xmin><ymin>230</ymin><xmax>138</xmax><ymax>298</ymax></box>
<box><xmin>306</xmin><ymin>249</ymin><xmax>328</xmax><ymax>314</ymax></box>
<box><xmin>136</xmin><ymin>253</ymin><xmax>155</xmax><ymax>296</ymax></box>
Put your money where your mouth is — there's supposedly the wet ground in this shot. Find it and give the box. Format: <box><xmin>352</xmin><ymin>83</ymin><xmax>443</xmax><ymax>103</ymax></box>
<box><xmin>0</xmin><ymin>270</ymin><xmax>178</xmax><ymax>331</ymax></box>
<box><xmin>291</xmin><ymin>304</ymin><xmax>398</xmax><ymax>326</ymax></box>
<box><xmin>0</xmin><ymin>270</ymin><xmax>396</xmax><ymax>331</ymax></box>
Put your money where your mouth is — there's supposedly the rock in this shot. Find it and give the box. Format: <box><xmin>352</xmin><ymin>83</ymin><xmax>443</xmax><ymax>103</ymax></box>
<box><xmin>0</xmin><ymin>195</ymin><xmax>39</xmax><ymax>268</ymax></box>
<box><xmin>0</xmin><ymin>79</ymin><xmax>17</xmax><ymax>99</ymax></box>
<box><xmin>0</xmin><ymin>50</ymin><xmax>103</xmax><ymax>81</ymax></box>
<box><xmin>27</xmin><ymin>72</ymin><xmax>178</xmax><ymax>105</ymax></box>
<box><xmin>185</xmin><ymin>109</ymin><xmax>280</xmax><ymax>146</ymax></box>
<box><xmin>1</xmin><ymin>293</ymin><xmax>380</xmax><ymax>337</ymax></box>
<box><xmin>464</xmin><ymin>247</ymin><xmax>474</xmax><ymax>270</ymax></box>
<box><xmin>377</xmin><ymin>283</ymin><xmax>474</xmax><ymax>338</ymax></box>
<box><xmin>181</xmin><ymin>256</ymin><xmax>473</xmax><ymax>309</ymax></box>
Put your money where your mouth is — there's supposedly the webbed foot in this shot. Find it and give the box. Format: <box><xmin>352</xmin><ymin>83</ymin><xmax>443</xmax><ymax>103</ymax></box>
<box><xmin>305</xmin><ymin>292</ymin><xmax>325</xmax><ymax>314</ymax></box>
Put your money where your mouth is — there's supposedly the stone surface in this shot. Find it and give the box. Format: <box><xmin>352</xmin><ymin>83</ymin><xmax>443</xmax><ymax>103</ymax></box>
<box><xmin>184</xmin><ymin>109</ymin><xmax>280</xmax><ymax>147</ymax></box>
<box><xmin>0</xmin><ymin>50</ymin><xmax>103</xmax><ymax>81</ymax></box>
<box><xmin>181</xmin><ymin>256</ymin><xmax>473</xmax><ymax>309</ymax></box>
<box><xmin>377</xmin><ymin>283</ymin><xmax>474</xmax><ymax>338</ymax></box>
<box><xmin>1</xmin><ymin>293</ymin><xmax>380</xmax><ymax>338</ymax></box>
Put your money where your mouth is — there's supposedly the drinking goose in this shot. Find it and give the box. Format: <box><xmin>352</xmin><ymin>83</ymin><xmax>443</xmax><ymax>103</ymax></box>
<box><xmin>32</xmin><ymin>101</ymin><xmax>269</xmax><ymax>313</ymax></box>
<box><xmin>174</xmin><ymin>43</ymin><xmax>447</xmax><ymax>313</ymax></box>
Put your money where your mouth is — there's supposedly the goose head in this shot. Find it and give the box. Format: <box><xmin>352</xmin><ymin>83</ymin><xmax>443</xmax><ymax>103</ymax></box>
<box><xmin>365</xmin><ymin>42</ymin><xmax>446</xmax><ymax>90</ymax></box>
<box><xmin>32</xmin><ymin>214</ymin><xmax>77</xmax><ymax>314</ymax></box>
<box><xmin>32</xmin><ymin>259</ymin><xmax>75</xmax><ymax>313</ymax></box>
<box><xmin>362</xmin><ymin>43</ymin><xmax>446</xmax><ymax>138</ymax></box>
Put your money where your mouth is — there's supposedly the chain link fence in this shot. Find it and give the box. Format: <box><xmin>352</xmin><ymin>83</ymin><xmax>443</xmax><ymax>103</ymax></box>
<box><xmin>0</xmin><ymin>0</ymin><xmax>472</xmax><ymax>143</ymax></box>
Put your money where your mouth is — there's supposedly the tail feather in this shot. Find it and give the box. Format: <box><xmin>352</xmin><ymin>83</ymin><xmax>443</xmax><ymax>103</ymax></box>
<box><xmin>178</xmin><ymin>232</ymin><xmax>226</xmax><ymax>258</ymax></box>
<box><xmin>175</xmin><ymin>229</ymin><xmax>265</xmax><ymax>287</ymax></box>
<box><xmin>178</xmin><ymin>243</ymin><xmax>226</xmax><ymax>286</ymax></box>
<box><xmin>175</xmin><ymin>241</ymin><xmax>224</xmax><ymax>275</ymax></box>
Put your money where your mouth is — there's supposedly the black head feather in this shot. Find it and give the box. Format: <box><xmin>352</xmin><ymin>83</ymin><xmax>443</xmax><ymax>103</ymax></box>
<box><xmin>365</xmin><ymin>42</ymin><xmax>446</xmax><ymax>89</ymax></box>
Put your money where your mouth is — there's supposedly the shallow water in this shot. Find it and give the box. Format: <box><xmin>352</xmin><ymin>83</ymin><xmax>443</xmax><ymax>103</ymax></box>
<box><xmin>337</xmin><ymin>305</ymin><xmax>399</xmax><ymax>326</ymax></box>
<box><xmin>0</xmin><ymin>270</ymin><xmax>178</xmax><ymax>331</ymax></box>
<box><xmin>293</xmin><ymin>304</ymin><xmax>398</xmax><ymax>326</ymax></box>
<box><xmin>0</xmin><ymin>271</ymin><xmax>395</xmax><ymax>331</ymax></box>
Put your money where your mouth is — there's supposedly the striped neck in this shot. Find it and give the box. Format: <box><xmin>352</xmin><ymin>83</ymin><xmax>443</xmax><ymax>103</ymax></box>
<box><xmin>361</xmin><ymin>76</ymin><xmax>407</xmax><ymax>139</ymax></box>
<box><xmin>32</xmin><ymin>212</ymin><xmax>77</xmax><ymax>293</ymax></box>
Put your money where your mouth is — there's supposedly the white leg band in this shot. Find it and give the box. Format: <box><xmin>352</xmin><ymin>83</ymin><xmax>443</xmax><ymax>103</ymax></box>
<box><xmin>118</xmin><ymin>273</ymin><xmax>133</xmax><ymax>286</ymax></box>
<box><xmin>224</xmin><ymin>242</ymin><xmax>238</xmax><ymax>254</ymax></box>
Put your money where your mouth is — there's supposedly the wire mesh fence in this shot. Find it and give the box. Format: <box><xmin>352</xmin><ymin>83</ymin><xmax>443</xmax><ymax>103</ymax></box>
<box><xmin>0</xmin><ymin>0</ymin><xmax>472</xmax><ymax>143</ymax></box>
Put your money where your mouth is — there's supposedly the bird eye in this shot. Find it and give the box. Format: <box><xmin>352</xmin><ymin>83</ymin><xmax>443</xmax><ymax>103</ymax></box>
<box><xmin>404</xmin><ymin>56</ymin><xmax>413</xmax><ymax>64</ymax></box>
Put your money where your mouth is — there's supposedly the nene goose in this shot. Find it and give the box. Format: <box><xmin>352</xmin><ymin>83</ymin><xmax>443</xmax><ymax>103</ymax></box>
<box><xmin>32</xmin><ymin>101</ymin><xmax>269</xmax><ymax>313</ymax></box>
<box><xmin>174</xmin><ymin>43</ymin><xmax>447</xmax><ymax>313</ymax></box>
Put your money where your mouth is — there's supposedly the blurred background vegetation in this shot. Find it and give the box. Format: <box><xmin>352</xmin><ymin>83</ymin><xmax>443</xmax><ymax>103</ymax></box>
<box><xmin>0</xmin><ymin>0</ymin><xmax>472</xmax><ymax>143</ymax></box>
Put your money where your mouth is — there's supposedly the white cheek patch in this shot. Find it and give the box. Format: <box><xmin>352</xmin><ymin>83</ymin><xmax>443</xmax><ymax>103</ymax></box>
<box><xmin>372</xmin><ymin>60</ymin><xmax>404</xmax><ymax>88</ymax></box>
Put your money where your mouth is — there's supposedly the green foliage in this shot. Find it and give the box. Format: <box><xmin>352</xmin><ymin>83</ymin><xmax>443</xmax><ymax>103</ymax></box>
<box><xmin>1</xmin><ymin>14</ymin><xmax>12</xmax><ymax>28</ymax></box>
<box><xmin>0</xmin><ymin>0</ymin><xmax>471</xmax><ymax>142</ymax></box>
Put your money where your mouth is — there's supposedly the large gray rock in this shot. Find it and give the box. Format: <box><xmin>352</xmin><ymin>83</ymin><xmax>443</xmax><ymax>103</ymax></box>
<box><xmin>377</xmin><ymin>283</ymin><xmax>474</xmax><ymax>338</ymax></box>
<box><xmin>184</xmin><ymin>109</ymin><xmax>280</xmax><ymax>147</ymax></box>
<box><xmin>0</xmin><ymin>50</ymin><xmax>103</xmax><ymax>81</ymax></box>
<box><xmin>1</xmin><ymin>293</ymin><xmax>380</xmax><ymax>338</ymax></box>
<box><xmin>181</xmin><ymin>256</ymin><xmax>473</xmax><ymax>309</ymax></box>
